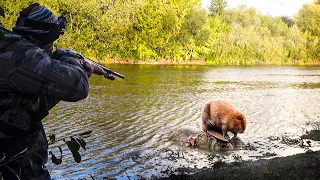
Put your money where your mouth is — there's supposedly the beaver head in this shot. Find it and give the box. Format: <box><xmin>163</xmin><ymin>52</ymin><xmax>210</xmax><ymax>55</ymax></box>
<box><xmin>228</xmin><ymin>112</ymin><xmax>246</xmax><ymax>134</ymax></box>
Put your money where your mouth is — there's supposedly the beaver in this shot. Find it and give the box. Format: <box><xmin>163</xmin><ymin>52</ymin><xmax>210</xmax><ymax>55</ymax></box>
<box><xmin>201</xmin><ymin>100</ymin><xmax>247</xmax><ymax>138</ymax></box>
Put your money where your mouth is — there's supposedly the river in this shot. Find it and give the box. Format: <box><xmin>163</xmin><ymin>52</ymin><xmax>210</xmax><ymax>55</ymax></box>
<box><xmin>44</xmin><ymin>65</ymin><xmax>320</xmax><ymax>179</ymax></box>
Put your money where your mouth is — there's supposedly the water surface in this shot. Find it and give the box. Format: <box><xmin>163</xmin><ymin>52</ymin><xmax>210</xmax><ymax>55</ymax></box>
<box><xmin>44</xmin><ymin>65</ymin><xmax>320</xmax><ymax>179</ymax></box>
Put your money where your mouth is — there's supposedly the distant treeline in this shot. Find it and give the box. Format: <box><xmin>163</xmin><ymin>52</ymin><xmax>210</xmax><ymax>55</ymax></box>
<box><xmin>1</xmin><ymin>0</ymin><xmax>319</xmax><ymax>65</ymax></box>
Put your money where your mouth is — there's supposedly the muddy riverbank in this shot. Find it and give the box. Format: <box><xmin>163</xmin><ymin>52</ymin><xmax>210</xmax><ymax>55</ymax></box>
<box><xmin>162</xmin><ymin>150</ymin><xmax>320</xmax><ymax>180</ymax></box>
<box><xmin>162</xmin><ymin>129</ymin><xmax>320</xmax><ymax>180</ymax></box>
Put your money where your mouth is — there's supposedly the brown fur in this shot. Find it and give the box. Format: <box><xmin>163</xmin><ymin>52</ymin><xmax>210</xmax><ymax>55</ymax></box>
<box><xmin>201</xmin><ymin>100</ymin><xmax>247</xmax><ymax>138</ymax></box>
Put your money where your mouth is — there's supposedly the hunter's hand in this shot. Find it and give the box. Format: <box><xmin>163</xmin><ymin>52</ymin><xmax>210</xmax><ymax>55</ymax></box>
<box><xmin>83</xmin><ymin>60</ymin><xmax>104</xmax><ymax>77</ymax></box>
<box><xmin>54</xmin><ymin>48</ymin><xmax>105</xmax><ymax>77</ymax></box>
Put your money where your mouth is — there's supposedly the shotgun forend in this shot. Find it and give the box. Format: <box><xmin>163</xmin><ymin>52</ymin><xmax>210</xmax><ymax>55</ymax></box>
<box><xmin>84</xmin><ymin>58</ymin><xmax>125</xmax><ymax>80</ymax></box>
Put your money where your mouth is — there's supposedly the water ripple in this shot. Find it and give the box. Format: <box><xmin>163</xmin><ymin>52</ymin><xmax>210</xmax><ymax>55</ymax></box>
<box><xmin>44</xmin><ymin>65</ymin><xmax>320</xmax><ymax>179</ymax></box>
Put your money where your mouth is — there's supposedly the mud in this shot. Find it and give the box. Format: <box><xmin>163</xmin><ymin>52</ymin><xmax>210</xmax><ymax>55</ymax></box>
<box><xmin>161</xmin><ymin>150</ymin><xmax>320</xmax><ymax>180</ymax></box>
<box><xmin>161</xmin><ymin>129</ymin><xmax>320</xmax><ymax>180</ymax></box>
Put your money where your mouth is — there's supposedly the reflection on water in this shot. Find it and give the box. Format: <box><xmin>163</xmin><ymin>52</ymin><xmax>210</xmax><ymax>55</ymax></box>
<box><xmin>44</xmin><ymin>65</ymin><xmax>320</xmax><ymax>179</ymax></box>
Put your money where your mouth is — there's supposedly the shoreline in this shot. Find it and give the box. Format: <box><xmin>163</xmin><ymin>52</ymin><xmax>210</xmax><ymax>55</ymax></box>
<box><xmin>161</xmin><ymin>150</ymin><xmax>320</xmax><ymax>180</ymax></box>
<box><xmin>98</xmin><ymin>59</ymin><xmax>320</xmax><ymax>66</ymax></box>
<box><xmin>159</xmin><ymin>129</ymin><xmax>320</xmax><ymax>180</ymax></box>
<box><xmin>102</xmin><ymin>59</ymin><xmax>206</xmax><ymax>65</ymax></box>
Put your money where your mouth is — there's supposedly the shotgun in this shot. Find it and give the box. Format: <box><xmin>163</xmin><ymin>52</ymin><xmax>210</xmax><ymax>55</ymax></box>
<box><xmin>84</xmin><ymin>57</ymin><xmax>125</xmax><ymax>80</ymax></box>
<box><xmin>64</xmin><ymin>49</ymin><xmax>125</xmax><ymax>80</ymax></box>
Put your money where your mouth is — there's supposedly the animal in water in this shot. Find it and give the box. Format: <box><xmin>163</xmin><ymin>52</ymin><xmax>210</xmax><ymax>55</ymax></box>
<box><xmin>201</xmin><ymin>100</ymin><xmax>247</xmax><ymax>138</ymax></box>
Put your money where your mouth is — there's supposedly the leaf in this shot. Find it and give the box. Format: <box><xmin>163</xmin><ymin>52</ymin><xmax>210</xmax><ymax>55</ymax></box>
<box><xmin>49</xmin><ymin>151</ymin><xmax>61</xmax><ymax>165</ymax></box>
<box><xmin>70</xmin><ymin>150</ymin><xmax>81</xmax><ymax>163</ymax></box>
<box><xmin>64</xmin><ymin>138</ymin><xmax>82</xmax><ymax>163</ymax></box>
<box><xmin>64</xmin><ymin>138</ymin><xmax>79</xmax><ymax>152</ymax></box>
<box><xmin>49</xmin><ymin>147</ymin><xmax>62</xmax><ymax>165</ymax></box>
<box><xmin>48</xmin><ymin>134</ymin><xmax>56</xmax><ymax>142</ymax></box>
<box><xmin>58</xmin><ymin>146</ymin><xmax>63</xmax><ymax>155</ymax></box>
<box><xmin>78</xmin><ymin>130</ymin><xmax>93</xmax><ymax>137</ymax></box>
<box><xmin>76</xmin><ymin>138</ymin><xmax>87</xmax><ymax>150</ymax></box>
<box><xmin>70</xmin><ymin>137</ymin><xmax>80</xmax><ymax>151</ymax></box>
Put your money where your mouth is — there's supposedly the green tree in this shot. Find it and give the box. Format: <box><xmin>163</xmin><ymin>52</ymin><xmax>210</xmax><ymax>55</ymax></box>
<box><xmin>209</xmin><ymin>0</ymin><xmax>227</xmax><ymax>16</ymax></box>
<box><xmin>0</xmin><ymin>0</ymin><xmax>35</xmax><ymax>29</ymax></box>
<box><xmin>295</xmin><ymin>2</ymin><xmax>320</xmax><ymax>36</ymax></box>
<box><xmin>177</xmin><ymin>7</ymin><xmax>210</xmax><ymax>60</ymax></box>
<box><xmin>280</xmin><ymin>16</ymin><xmax>294</xmax><ymax>27</ymax></box>
<box><xmin>224</xmin><ymin>5</ymin><xmax>262</xmax><ymax>27</ymax></box>
<box><xmin>206</xmin><ymin>4</ymin><xmax>310</xmax><ymax>65</ymax></box>
<box><xmin>295</xmin><ymin>1</ymin><xmax>320</xmax><ymax>62</ymax></box>
<box><xmin>1</xmin><ymin>0</ymin><xmax>318</xmax><ymax>65</ymax></box>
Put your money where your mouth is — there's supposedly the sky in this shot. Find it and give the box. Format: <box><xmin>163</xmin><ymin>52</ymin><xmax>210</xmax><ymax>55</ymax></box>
<box><xmin>202</xmin><ymin>0</ymin><xmax>315</xmax><ymax>17</ymax></box>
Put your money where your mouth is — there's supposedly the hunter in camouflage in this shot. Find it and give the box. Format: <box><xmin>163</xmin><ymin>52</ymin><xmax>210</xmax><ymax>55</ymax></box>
<box><xmin>0</xmin><ymin>3</ymin><xmax>101</xmax><ymax>179</ymax></box>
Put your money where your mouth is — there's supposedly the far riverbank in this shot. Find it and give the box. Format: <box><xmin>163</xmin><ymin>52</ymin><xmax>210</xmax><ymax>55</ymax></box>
<box><xmin>98</xmin><ymin>59</ymin><xmax>320</xmax><ymax>66</ymax></box>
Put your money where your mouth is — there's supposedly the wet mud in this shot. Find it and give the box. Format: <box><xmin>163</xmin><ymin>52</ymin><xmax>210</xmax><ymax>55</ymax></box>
<box><xmin>161</xmin><ymin>129</ymin><xmax>320</xmax><ymax>180</ymax></box>
<box><xmin>162</xmin><ymin>150</ymin><xmax>320</xmax><ymax>180</ymax></box>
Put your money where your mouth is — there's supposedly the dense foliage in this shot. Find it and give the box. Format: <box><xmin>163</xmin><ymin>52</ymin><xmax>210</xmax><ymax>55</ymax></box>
<box><xmin>0</xmin><ymin>0</ymin><xmax>319</xmax><ymax>65</ymax></box>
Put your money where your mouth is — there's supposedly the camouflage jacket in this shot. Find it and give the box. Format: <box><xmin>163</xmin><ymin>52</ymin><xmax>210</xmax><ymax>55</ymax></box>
<box><xmin>0</xmin><ymin>26</ymin><xmax>89</xmax><ymax>139</ymax></box>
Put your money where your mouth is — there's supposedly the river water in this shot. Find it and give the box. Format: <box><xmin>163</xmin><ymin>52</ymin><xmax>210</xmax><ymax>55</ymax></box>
<box><xmin>44</xmin><ymin>65</ymin><xmax>320</xmax><ymax>179</ymax></box>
